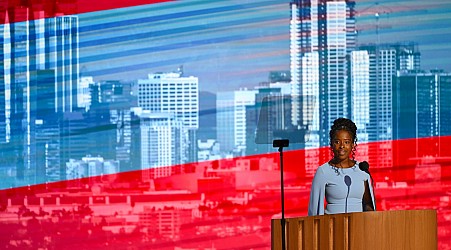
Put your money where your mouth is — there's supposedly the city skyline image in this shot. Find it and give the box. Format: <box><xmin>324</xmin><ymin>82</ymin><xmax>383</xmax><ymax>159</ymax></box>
<box><xmin>77</xmin><ymin>0</ymin><xmax>451</xmax><ymax>92</ymax></box>
<box><xmin>0</xmin><ymin>0</ymin><xmax>451</xmax><ymax>249</ymax></box>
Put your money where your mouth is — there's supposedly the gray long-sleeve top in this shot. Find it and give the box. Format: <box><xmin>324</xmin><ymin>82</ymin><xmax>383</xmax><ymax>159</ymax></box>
<box><xmin>308</xmin><ymin>161</ymin><xmax>376</xmax><ymax>216</ymax></box>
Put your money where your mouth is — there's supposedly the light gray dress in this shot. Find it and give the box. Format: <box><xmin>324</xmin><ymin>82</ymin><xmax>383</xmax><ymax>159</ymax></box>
<box><xmin>308</xmin><ymin>161</ymin><xmax>376</xmax><ymax>216</ymax></box>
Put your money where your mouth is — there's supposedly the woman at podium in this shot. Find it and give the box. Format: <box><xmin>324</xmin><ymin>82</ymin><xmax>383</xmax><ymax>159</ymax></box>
<box><xmin>308</xmin><ymin>118</ymin><xmax>375</xmax><ymax>216</ymax></box>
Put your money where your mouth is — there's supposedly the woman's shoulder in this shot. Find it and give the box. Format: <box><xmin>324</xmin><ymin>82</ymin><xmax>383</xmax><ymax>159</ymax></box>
<box><xmin>319</xmin><ymin>162</ymin><xmax>330</xmax><ymax>168</ymax></box>
<box><xmin>312</xmin><ymin>163</ymin><xmax>332</xmax><ymax>182</ymax></box>
<box><xmin>317</xmin><ymin>162</ymin><xmax>331</xmax><ymax>171</ymax></box>
<box><xmin>314</xmin><ymin>162</ymin><xmax>332</xmax><ymax>175</ymax></box>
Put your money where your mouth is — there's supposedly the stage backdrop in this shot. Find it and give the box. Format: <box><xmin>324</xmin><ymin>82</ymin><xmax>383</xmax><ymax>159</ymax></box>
<box><xmin>0</xmin><ymin>0</ymin><xmax>451</xmax><ymax>249</ymax></box>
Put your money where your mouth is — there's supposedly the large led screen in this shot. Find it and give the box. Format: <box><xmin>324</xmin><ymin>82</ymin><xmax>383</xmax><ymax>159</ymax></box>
<box><xmin>1</xmin><ymin>0</ymin><xmax>451</xmax><ymax>249</ymax></box>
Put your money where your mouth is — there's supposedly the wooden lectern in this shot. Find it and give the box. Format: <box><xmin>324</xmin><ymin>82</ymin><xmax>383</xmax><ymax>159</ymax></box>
<box><xmin>271</xmin><ymin>210</ymin><xmax>437</xmax><ymax>250</ymax></box>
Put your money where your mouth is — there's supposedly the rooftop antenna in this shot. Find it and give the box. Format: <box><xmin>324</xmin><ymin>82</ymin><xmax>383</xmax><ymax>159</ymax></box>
<box><xmin>177</xmin><ymin>65</ymin><xmax>184</xmax><ymax>76</ymax></box>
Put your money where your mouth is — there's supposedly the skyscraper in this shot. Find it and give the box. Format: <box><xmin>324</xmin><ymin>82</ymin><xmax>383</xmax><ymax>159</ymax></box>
<box><xmin>5</xmin><ymin>6</ymin><xmax>32</xmax><ymax>181</ymax></box>
<box><xmin>216</xmin><ymin>88</ymin><xmax>257</xmax><ymax>155</ymax></box>
<box><xmin>393</xmin><ymin>70</ymin><xmax>451</xmax><ymax>156</ymax></box>
<box><xmin>91</xmin><ymin>80</ymin><xmax>137</xmax><ymax>173</ymax></box>
<box><xmin>289</xmin><ymin>0</ymin><xmax>356</xmax><ymax>149</ymax></box>
<box><xmin>0</xmin><ymin>4</ymin><xmax>79</xmax><ymax>185</ymax></box>
<box><xmin>392</xmin><ymin>70</ymin><xmax>451</xmax><ymax>184</ymax></box>
<box><xmin>137</xmin><ymin>71</ymin><xmax>199</xmax><ymax>165</ymax></box>
<box><xmin>359</xmin><ymin>43</ymin><xmax>420</xmax><ymax>168</ymax></box>
<box><xmin>43</xmin><ymin>15</ymin><xmax>80</xmax><ymax>113</ymax></box>
<box><xmin>289</xmin><ymin>0</ymin><xmax>356</xmax><ymax>174</ymax></box>
<box><xmin>138</xmin><ymin>72</ymin><xmax>198</xmax><ymax>130</ymax></box>
<box><xmin>349</xmin><ymin>50</ymin><xmax>370</xmax><ymax>156</ymax></box>
<box><xmin>33</xmin><ymin>70</ymin><xmax>59</xmax><ymax>184</ymax></box>
<box><xmin>139</xmin><ymin>112</ymin><xmax>184</xmax><ymax>180</ymax></box>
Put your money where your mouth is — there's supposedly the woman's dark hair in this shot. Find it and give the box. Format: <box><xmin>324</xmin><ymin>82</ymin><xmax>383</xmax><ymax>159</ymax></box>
<box><xmin>329</xmin><ymin>117</ymin><xmax>358</xmax><ymax>146</ymax></box>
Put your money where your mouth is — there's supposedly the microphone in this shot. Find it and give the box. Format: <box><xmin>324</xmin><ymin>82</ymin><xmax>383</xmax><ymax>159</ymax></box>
<box><xmin>359</xmin><ymin>161</ymin><xmax>376</xmax><ymax>210</ymax></box>
<box><xmin>359</xmin><ymin>161</ymin><xmax>373</xmax><ymax>185</ymax></box>
<box><xmin>344</xmin><ymin>175</ymin><xmax>351</xmax><ymax>213</ymax></box>
<box><xmin>359</xmin><ymin>161</ymin><xmax>370</xmax><ymax>174</ymax></box>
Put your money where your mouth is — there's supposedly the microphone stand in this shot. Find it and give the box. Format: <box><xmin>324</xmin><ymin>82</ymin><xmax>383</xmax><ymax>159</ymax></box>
<box><xmin>344</xmin><ymin>175</ymin><xmax>351</xmax><ymax>213</ymax></box>
<box><xmin>273</xmin><ymin>139</ymin><xmax>289</xmax><ymax>250</ymax></box>
<box><xmin>345</xmin><ymin>188</ymin><xmax>349</xmax><ymax>213</ymax></box>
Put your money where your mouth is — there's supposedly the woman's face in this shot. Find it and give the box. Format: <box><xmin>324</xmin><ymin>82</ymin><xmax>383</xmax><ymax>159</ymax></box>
<box><xmin>331</xmin><ymin>129</ymin><xmax>354</xmax><ymax>161</ymax></box>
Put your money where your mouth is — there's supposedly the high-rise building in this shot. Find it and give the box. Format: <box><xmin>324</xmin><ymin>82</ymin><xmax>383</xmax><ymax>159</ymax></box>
<box><xmin>349</xmin><ymin>50</ymin><xmax>370</xmax><ymax>157</ymax></box>
<box><xmin>393</xmin><ymin>70</ymin><xmax>451</xmax><ymax>156</ymax></box>
<box><xmin>289</xmin><ymin>0</ymin><xmax>355</xmax><ymax>174</ymax></box>
<box><xmin>0</xmin><ymin>5</ymin><xmax>79</xmax><ymax>185</ymax></box>
<box><xmin>32</xmin><ymin>70</ymin><xmax>59</xmax><ymax>184</ymax></box>
<box><xmin>358</xmin><ymin>43</ymin><xmax>420</xmax><ymax>168</ymax></box>
<box><xmin>60</xmin><ymin>111</ymin><xmax>88</xmax><ymax>181</ymax></box>
<box><xmin>0</xmin><ymin>12</ymin><xmax>11</xmax><ymax>145</ymax></box>
<box><xmin>138</xmin><ymin>72</ymin><xmax>198</xmax><ymax>129</ymax></box>
<box><xmin>88</xmin><ymin>80</ymin><xmax>136</xmax><ymax>170</ymax></box>
<box><xmin>392</xmin><ymin>43</ymin><xmax>421</xmax><ymax>74</ymax></box>
<box><xmin>3</xmin><ymin>7</ymin><xmax>32</xmax><ymax>182</ymax></box>
<box><xmin>138</xmin><ymin>72</ymin><xmax>199</xmax><ymax>164</ymax></box>
<box><xmin>289</xmin><ymin>0</ymin><xmax>356</xmax><ymax>149</ymax></box>
<box><xmin>106</xmin><ymin>82</ymin><xmax>137</xmax><ymax>173</ymax></box>
<box><xmin>43</xmin><ymin>15</ymin><xmax>80</xmax><ymax>113</ymax></box>
<box><xmin>36</xmin><ymin>124</ymin><xmax>60</xmax><ymax>184</ymax></box>
<box><xmin>78</xmin><ymin>76</ymin><xmax>94</xmax><ymax>111</ymax></box>
<box><xmin>392</xmin><ymin>70</ymin><xmax>451</xmax><ymax>184</ymax></box>
<box><xmin>289</xmin><ymin>1</ymin><xmax>319</xmax><ymax>134</ymax></box>
<box><xmin>358</xmin><ymin>43</ymin><xmax>420</xmax><ymax>141</ymax></box>
<box><xmin>216</xmin><ymin>88</ymin><xmax>257</xmax><ymax>154</ymax></box>
<box><xmin>84</xmin><ymin>80</ymin><xmax>140</xmax><ymax>178</ymax></box>
<box><xmin>139</xmin><ymin>112</ymin><xmax>184</xmax><ymax>181</ymax></box>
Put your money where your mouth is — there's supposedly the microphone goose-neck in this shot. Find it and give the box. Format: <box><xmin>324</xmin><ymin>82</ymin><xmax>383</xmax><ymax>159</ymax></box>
<box><xmin>344</xmin><ymin>175</ymin><xmax>352</xmax><ymax>213</ymax></box>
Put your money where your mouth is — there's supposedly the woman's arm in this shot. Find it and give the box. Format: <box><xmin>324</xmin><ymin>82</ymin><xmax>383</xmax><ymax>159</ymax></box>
<box><xmin>308</xmin><ymin>168</ymin><xmax>326</xmax><ymax>216</ymax></box>
<box><xmin>363</xmin><ymin>180</ymin><xmax>374</xmax><ymax>211</ymax></box>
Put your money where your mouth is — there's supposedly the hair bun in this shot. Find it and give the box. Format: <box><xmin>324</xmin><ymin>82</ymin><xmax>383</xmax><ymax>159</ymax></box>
<box><xmin>329</xmin><ymin>118</ymin><xmax>358</xmax><ymax>144</ymax></box>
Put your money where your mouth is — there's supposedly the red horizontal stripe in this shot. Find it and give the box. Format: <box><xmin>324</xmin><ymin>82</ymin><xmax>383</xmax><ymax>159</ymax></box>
<box><xmin>0</xmin><ymin>0</ymin><xmax>173</xmax><ymax>24</ymax></box>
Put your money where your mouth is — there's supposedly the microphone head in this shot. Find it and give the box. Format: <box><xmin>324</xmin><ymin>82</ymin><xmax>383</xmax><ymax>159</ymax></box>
<box><xmin>344</xmin><ymin>175</ymin><xmax>352</xmax><ymax>186</ymax></box>
<box><xmin>359</xmin><ymin>161</ymin><xmax>370</xmax><ymax>173</ymax></box>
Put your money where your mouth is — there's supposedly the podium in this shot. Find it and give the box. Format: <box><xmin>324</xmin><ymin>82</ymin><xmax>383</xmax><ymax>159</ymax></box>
<box><xmin>271</xmin><ymin>210</ymin><xmax>437</xmax><ymax>250</ymax></box>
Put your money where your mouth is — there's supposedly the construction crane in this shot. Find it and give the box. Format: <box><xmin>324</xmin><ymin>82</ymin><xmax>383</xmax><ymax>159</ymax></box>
<box><xmin>355</xmin><ymin>2</ymin><xmax>393</xmax><ymax>45</ymax></box>
<box><xmin>356</xmin><ymin>1</ymin><xmax>429</xmax><ymax>45</ymax></box>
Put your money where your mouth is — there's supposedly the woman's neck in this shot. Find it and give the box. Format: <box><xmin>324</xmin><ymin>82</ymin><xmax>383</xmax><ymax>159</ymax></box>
<box><xmin>329</xmin><ymin>158</ymin><xmax>354</xmax><ymax>168</ymax></box>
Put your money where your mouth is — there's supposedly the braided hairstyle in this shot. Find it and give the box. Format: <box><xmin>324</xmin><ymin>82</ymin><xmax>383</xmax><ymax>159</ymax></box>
<box><xmin>329</xmin><ymin>118</ymin><xmax>358</xmax><ymax>160</ymax></box>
